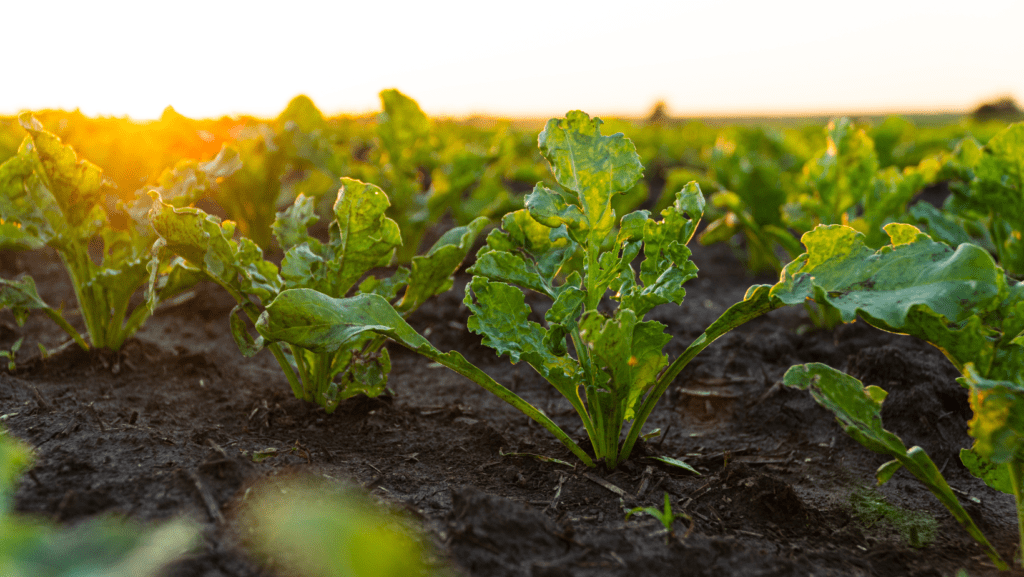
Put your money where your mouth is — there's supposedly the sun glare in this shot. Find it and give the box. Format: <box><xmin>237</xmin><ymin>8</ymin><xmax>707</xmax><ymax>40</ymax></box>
<box><xmin>3</xmin><ymin>0</ymin><xmax>1023</xmax><ymax>119</ymax></box>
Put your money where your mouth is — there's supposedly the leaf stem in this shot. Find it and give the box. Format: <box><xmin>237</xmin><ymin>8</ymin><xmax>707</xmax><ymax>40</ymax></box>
<box><xmin>211</xmin><ymin>275</ymin><xmax>304</xmax><ymax>399</ymax></box>
<box><xmin>39</xmin><ymin>308</ymin><xmax>89</xmax><ymax>351</ymax></box>
<box><xmin>415</xmin><ymin>345</ymin><xmax>596</xmax><ymax>468</ymax></box>
<box><xmin>617</xmin><ymin>290</ymin><xmax>782</xmax><ymax>468</ymax></box>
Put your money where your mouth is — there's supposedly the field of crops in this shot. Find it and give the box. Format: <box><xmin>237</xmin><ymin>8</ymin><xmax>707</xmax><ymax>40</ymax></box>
<box><xmin>1</xmin><ymin>92</ymin><xmax>1023</xmax><ymax>576</ymax></box>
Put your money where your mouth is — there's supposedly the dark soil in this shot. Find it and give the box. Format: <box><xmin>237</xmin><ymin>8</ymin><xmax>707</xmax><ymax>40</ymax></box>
<box><xmin>1</xmin><ymin>240</ymin><xmax>1020</xmax><ymax>577</ymax></box>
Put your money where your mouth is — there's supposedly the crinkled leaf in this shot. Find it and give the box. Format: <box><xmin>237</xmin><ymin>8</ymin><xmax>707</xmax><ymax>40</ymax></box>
<box><xmin>272</xmin><ymin>193</ymin><xmax>319</xmax><ymax>252</ymax></box>
<box><xmin>545</xmin><ymin>284</ymin><xmax>585</xmax><ymax>326</ymax></box>
<box><xmin>336</xmin><ymin>348</ymin><xmax>391</xmax><ymax>401</ymax></box>
<box><xmin>396</xmin><ymin>216</ymin><xmax>488</xmax><ymax>313</ymax></box>
<box><xmin>149</xmin><ymin>195</ymin><xmax>282</xmax><ymax>303</ymax></box>
<box><xmin>470</xmin><ymin>209</ymin><xmax>579</xmax><ymax>297</ymax></box>
<box><xmin>327</xmin><ymin>178</ymin><xmax>401</xmax><ymax>295</ymax></box>
<box><xmin>464</xmin><ymin>277</ymin><xmax>580</xmax><ymax>396</ymax></box>
<box><xmin>615</xmin><ymin>183</ymin><xmax>704</xmax><ymax>316</ymax></box>
<box><xmin>963</xmin><ymin>363</ymin><xmax>1024</xmax><ymax>464</ymax></box>
<box><xmin>470</xmin><ymin>249</ymin><xmax>551</xmax><ymax>296</ymax></box>
<box><xmin>126</xmin><ymin>145</ymin><xmax>242</xmax><ymax>227</ymax></box>
<box><xmin>579</xmin><ymin>309</ymin><xmax>671</xmax><ymax>420</ymax></box>
<box><xmin>464</xmin><ymin>277</ymin><xmax>542</xmax><ymax>362</ymax></box>
<box><xmin>771</xmin><ymin>224</ymin><xmax>1006</xmax><ymax>371</ymax></box>
<box><xmin>525</xmin><ymin>184</ymin><xmax>587</xmax><ymax>236</ymax></box>
<box><xmin>536</xmin><ymin>111</ymin><xmax>644</xmax><ymax>241</ymax></box>
<box><xmin>230</xmin><ymin>305</ymin><xmax>264</xmax><ymax>357</ymax></box>
<box><xmin>17</xmin><ymin>113</ymin><xmax>115</xmax><ymax>231</ymax></box>
<box><xmin>359</xmin><ymin>267</ymin><xmax>411</xmax><ymax>302</ymax></box>
<box><xmin>0</xmin><ymin>140</ymin><xmax>62</xmax><ymax>245</ymax></box>
<box><xmin>257</xmin><ymin>291</ymin><xmax>401</xmax><ymax>354</ymax></box>
<box><xmin>959</xmin><ymin>447</ymin><xmax>1013</xmax><ymax>494</ymax></box>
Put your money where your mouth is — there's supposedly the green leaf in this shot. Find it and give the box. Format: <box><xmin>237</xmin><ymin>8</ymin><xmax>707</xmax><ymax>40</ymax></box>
<box><xmin>783</xmin><ymin>363</ymin><xmax>908</xmax><ymax>458</ymax></box>
<box><xmin>782</xmin><ymin>362</ymin><xmax>1006</xmax><ymax>569</ymax></box>
<box><xmin>545</xmin><ymin>284</ymin><xmax>586</xmax><ymax>326</ymax></box>
<box><xmin>647</xmin><ymin>456</ymin><xmax>701</xmax><ymax>476</ymax></box>
<box><xmin>771</xmin><ymin>224</ymin><xmax>1006</xmax><ymax>372</ymax></box>
<box><xmin>525</xmin><ymin>184</ymin><xmax>588</xmax><ymax>236</ymax></box>
<box><xmin>579</xmin><ymin>309</ymin><xmax>671</xmax><ymax>420</ymax></box>
<box><xmin>617</xmin><ymin>182</ymin><xmax>704</xmax><ymax>316</ymax></box>
<box><xmin>908</xmin><ymin>201</ymin><xmax>980</xmax><ymax>248</ymax></box>
<box><xmin>0</xmin><ymin>276</ymin><xmax>87</xmax><ymax>350</ymax></box>
<box><xmin>278</xmin><ymin>94</ymin><xmax>326</xmax><ymax>133</ymax></box>
<box><xmin>963</xmin><ymin>363</ymin><xmax>1024</xmax><ymax>464</ymax></box>
<box><xmin>230</xmin><ymin>305</ymin><xmax>264</xmax><ymax>357</ymax></box>
<box><xmin>325</xmin><ymin>178</ymin><xmax>402</xmax><ymax>295</ymax></box>
<box><xmin>0</xmin><ymin>276</ymin><xmax>55</xmax><ymax>327</ymax></box>
<box><xmin>272</xmin><ymin>193</ymin><xmax>319</xmax><ymax>252</ymax></box>
<box><xmin>470</xmin><ymin>209</ymin><xmax>581</xmax><ymax>298</ymax></box>
<box><xmin>536</xmin><ymin>111</ymin><xmax>644</xmax><ymax>241</ymax></box>
<box><xmin>960</xmin><ymin>447</ymin><xmax>1013</xmax><ymax>494</ymax></box>
<box><xmin>464</xmin><ymin>277</ymin><xmax>581</xmax><ymax>396</ymax></box>
<box><xmin>876</xmin><ymin>460</ymin><xmax>903</xmax><ymax>485</ymax></box>
<box><xmin>17</xmin><ymin>113</ymin><xmax>114</xmax><ymax>232</ymax></box>
<box><xmin>336</xmin><ymin>348</ymin><xmax>391</xmax><ymax>401</ymax></box>
<box><xmin>242</xmin><ymin>478</ymin><xmax>430</xmax><ymax>577</ymax></box>
<box><xmin>396</xmin><ymin>216</ymin><xmax>488</xmax><ymax>314</ymax></box>
<box><xmin>1</xmin><ymin>428</ymin><xmax>33</xmax><ymax>501</ymax></box>
<box><xmin>150</xmin><ymin>197</ymin><xmax>283</xmax><ymax>303</ymax></box>
<box><xmin>359</xmin><ymin>267</ymin><xmax>411</xmax><ymax>301</ymax></box>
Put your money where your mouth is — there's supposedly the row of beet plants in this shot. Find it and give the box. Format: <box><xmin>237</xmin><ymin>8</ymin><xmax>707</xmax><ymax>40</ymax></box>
<box><xmin>211</xmin><ymin>90</ymin><xmax>538</xmax><ymax>261</ymax></box>
<box><xmin>700</xmin><ymin>115</ymin><xmax>1024</xmax><ymax>287</ymax></box>
<box><xmin>0</xmin><ymin>113</ymin><xmax>485</xmax><ymax>411</ymax></box>
<box><xmin>2</xmin><ymin>108</ymin><xmax>1023</xmax><ymax>569</ymax></box>
<box><xmin>245</xmin><ymin>112</ymin><xmax>1023</xmax><ymax>568</ymax></box>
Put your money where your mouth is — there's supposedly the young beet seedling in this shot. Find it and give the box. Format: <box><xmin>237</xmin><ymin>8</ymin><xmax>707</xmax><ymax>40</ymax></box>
<box><xmin>626</xmin><ymin>492</ymin><xmax>690</xmax><ymax>545</ymax></box>
<box><xmin>0</xmin><ymin>114</ymin><xmax>238</xmax><ymax>351</ymax></box>
<box><xmin>148</xmin><ymin>178</ymin><xmax>486</xmax><ymax>413</ymax></box>
<box><xmin>254</xmin><ymin>111</ymin><xmax>789</xmax><ymax>468</ymax></box>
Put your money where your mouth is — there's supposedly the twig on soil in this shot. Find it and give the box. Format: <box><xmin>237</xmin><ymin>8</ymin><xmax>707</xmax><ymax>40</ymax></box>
<box><xmin>655</xmin><ymin>424</ymin><xmax>672</xmax><ymax>449</ymax></box>
<box><xmin>182</xmin><ymin>469</ymin><xmax>225</xmax><ymax>525</ymax></box>
<box><xmin>204</xmin><ymin>439</ymin><xmax>228</xmax><ymax>458</ymax></box>
<box><xmin>752</xmin><ymin>381</ymin><xmax>783</xmax><ymax>407</ymax></box>
<box><xmin>543</xmin><ymin>473</ymin><xmax>568</xmax><ymax>514</ymax></box>
<box><xmin>635</xmin><ymin>466</ymin><xmax>655</xmax><ymax>497</ymax></box>
<box><xmin>734</xmin><ymin>529</ymin><xmax>765</xmax><ymax>538</ymax></box>
<box><xmin>84</xmin><ymin>402</ymin><xmax>106</xmax><ymax>432</ymax></box>
<box><xmin>677</xmin><ymin>389</ymin><xmax>741</xmax><ymax>399</ymax></box>
<box><xmin>582</xmin><ymin>472</ymin><xmax>627</xmax><ymax>497</ymax></box>
<box><xmin>29</xmin><ymin>384</ymin><xmax>51</xmax><ymax>411</ymax></box>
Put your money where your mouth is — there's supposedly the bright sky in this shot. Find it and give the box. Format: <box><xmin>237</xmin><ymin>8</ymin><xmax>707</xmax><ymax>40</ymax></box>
<box><xmin>5</xmin><ymin>0</ymin><xmax>1023</xmax><ymax>120</ymax></box>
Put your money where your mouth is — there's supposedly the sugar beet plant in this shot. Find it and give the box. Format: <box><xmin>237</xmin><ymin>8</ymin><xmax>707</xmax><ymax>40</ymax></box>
<box><xmin>254</xmin><ymin>112</ymin><xmax>790</xmax><ymax>468</ymax></box>
<box><xmin>910</xmin><ymin>121</ymin><xmax>1024</xmax><ymax>277</ymax></box>
<box><xmin>0</xmin><ymin>114</ymin><xmax>238</xmax><ymax>351</ymax></box>
<box><xmin>149</xmin><ymin>177</ymin><xmax>486</xmax><ymax>413</ymax></box>
<box><xmin>771</xmin><ymin>223</ymin><xmax>1023</xmax><ymax>569</ymax></box>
